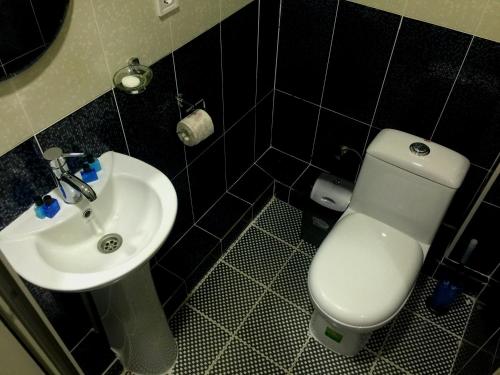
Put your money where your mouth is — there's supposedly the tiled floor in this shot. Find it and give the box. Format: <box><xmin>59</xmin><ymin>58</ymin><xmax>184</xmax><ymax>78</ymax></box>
<box><xmin>167</xmin><ymin>198</ymin><xmax>475</xmax><ymax>375</ymax></box>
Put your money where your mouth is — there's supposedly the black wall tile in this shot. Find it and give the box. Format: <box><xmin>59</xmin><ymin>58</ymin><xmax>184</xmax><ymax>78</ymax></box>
<box><xmin>451</xmin><ymin>203</ymin><xmax>500</xmax><ymax>275</ymax></box>
<box><xmin>187</xmin><ymin>138</ymin><xmax>226</xmax><ymax>220</ymax></box>
<box><xmin>276</xmin><ymin>0</ymin><xmax>338</xmax><ymax>103</ymax></box>
<box><xmin>222</xmin><ymin>2</ymin><xmax>258</xmax><ymax>128</ymax></box>
<box><xmin>443</xmin><ymin>165</ymin><xmax>487</xmax><ymax>227</ymax></box>
<box><xmin>159</xmin><ymin>226</ymin><xmax>220</xmax><ymax>284</ymax></box>
<box><xmin>116</xmin><ymin>55</ymin><xmax>186</xmax><ymax>179</ymax></box>
<box><xmin>255</xmin><ymin>92</ymin><xmax>273</xmax><ymax>159</ymax></box>
<box><xmin>292</xmin><ymin>165</ymin><xmax>325</xmax><ymax>193</ymax></box>
<box><xmin>257</xmin><ymin>0</ymin><xmax>280</xmax><ymax>100</ymax></box>
<box><xmin>373</xmin><ymin>19</ymin><xmax>471</xmax><ymax>138</ymax></box>
<box><xmin>257</xmin><ymin>148</ymin><xmax>308</xmax><ymax>186</ymax></box>
<box><xmin>274</xmin><ymin>181</ymin><xmax>291</xmax><ymax>201</ymax></box>
<box><xmin>198</xmin><ymin>193</ymin><xmax>250</xmax><ymax>239</ymax></box>
<box><xmin>36</xmin><ymin>91</ymin><xmax>127</xmax><ymax>158</ymax></box>
<box><xmin>312</xmin><ymin>108</ymin><xmax>369</xmax><ymax>181</ymax></box>
<box><xmin>229</xmin><ymin>164</ymin><xmax>273</xmax><ymax>204</ymax></box>
<box><xmin>272</xmin><ymin>91</ymin><xmax>319</xmax><ymax>160</ymax></box>
<box><xmin>151</xmin><ymin>265</ymin><xmax>184</xmax><ymax>305</ymax></box>
<box><xmin>174</xmin><ymin>25</ymin><xmax>224</xmax><ymax>162</ymax></box>
<box><xmin>252</xmin><ymin>183</ymin><xmax>274</xmax><ymax>217</ymax></box>
<box><xmin>433</xmin><ymin>38</ymin><xmax>500</xmax><ymax>168</ymax></box>
<box><xmin>71</xmin><ymin>331</ymin><xmax>114</xmax><ymax>375</ymax></box>
<box><xmin>426</xmin><ymin>224</ymin><xmax>456</xmax><ymax>262</ymax></box>
<box><xmin>322</xmin><ymin>2</ymin><xmax>400</xmax><ymax>123</ymax></box>
<box><xmin>225</xmin><ymin>109</ymin><xmax>256</xmax><ymax>186</ymax></box>
<box><xmin>166</xmin><ymin>170</ymin><xmax>194</xmax><ymax>249</ymax></box>
<box><xmin>485</xmin><ymin>175</ymin><xmax>499</xmax><ymax>207</ymax></box>
<box><xmin>25</xmin><ymin>282</ymin><xmax>92</xmax><ymax>350</ymax></box>
<box><xmin>0</xmin><ymin>139</ymin><xmax>55</xmax><ymax>230</ymax></box>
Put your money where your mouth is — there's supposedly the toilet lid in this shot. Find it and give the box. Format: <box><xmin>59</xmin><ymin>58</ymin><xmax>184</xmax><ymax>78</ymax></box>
<box><xmin>308</xmin><ymin>212</ymin><xmax>423</xmax><ymax>328</ymax></box>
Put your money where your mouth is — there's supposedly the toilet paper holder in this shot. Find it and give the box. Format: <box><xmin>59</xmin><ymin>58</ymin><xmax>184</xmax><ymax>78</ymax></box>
<box><xmin>176</xmin><ymin>94</ymin><xmax>206</xmax><ymax>117</ymax></box>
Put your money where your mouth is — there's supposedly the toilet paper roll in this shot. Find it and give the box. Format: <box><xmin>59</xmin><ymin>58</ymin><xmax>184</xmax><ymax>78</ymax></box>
<box><xmin>176</xmin><ymin>109</ymin><xmax>214</xmax><ymax>146</ymax></box>
<box><xmin>310</xmin><ymin>173</ymin><xmax>354</xmax><ymax>212</ymax></box>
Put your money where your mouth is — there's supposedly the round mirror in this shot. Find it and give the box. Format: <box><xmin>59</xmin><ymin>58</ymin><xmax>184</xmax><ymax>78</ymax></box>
<box><xmin>0</xmin><ymin>0</ymin><xmax>69</xmax><ymax>80</ymax></box>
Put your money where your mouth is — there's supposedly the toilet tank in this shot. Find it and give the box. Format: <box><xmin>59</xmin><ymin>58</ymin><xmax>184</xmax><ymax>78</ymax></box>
<box><xmin>350</xmin><ymin>129</ymin><xmax>469</xmax><ymax>245</ymax></box>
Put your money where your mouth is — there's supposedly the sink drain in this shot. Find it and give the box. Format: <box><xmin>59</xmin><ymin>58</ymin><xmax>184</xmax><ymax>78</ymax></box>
<box><xmin>97</xmin><ymin>234</ymin><xmax>123</xmax><ymax>254</ymax></box>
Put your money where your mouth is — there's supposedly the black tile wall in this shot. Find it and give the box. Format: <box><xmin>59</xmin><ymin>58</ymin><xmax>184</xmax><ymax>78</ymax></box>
<box><xmin>115</xmin><ymin>55</ymin><xmax>185</xmax><ymax>179</ymax></box>
<box><xmin>37</xmin><ymin>91</ymin><xmax>128</xmax><ymax>163</ymax></box>
<box><xmin>485</xmin><ymin>176</ymin><xmax>499</xmax><ymax>206</ymax></box>
<box><xmin>221</xmin><ymin>1</ymin><xmax>258</xmax><ymax>128</ymax></box>
<box><xmin>312</xmin><ymin>108</ymin><xmax>369</xmax><ymax>181</ymax></box>
<box><xmin>322</xmin><ymin>2</ymin><xmax>400</xmax><ymax>123</ymax></box>
<box><xmin>0</xmin><ymin>138</ymin><xmax>55</xmax><ymax>230</ymax></box>
<box><xmin>255</xmin><ymin>92</ymin><xmax>274</xmax><ymax>159</ymax></box>
<box><xmin>165</xmin><ymin>170</ymin><xmax>194</xmax><ymax>249</ymax></box>
<box><xmin>276</xmin><ymin>0</ymin><xmax>338</xmax><ymax>103</ymax></box>
<box><xmin>158</xmin><ymin>225</ymin><xmax>221</xmax><ymax>289</ymax></box>
<box><xmin>229</xmin><ymin>164</ymin><xmax>274</xmax><ymax>205</ymax></box>
<box><xmin>257</xmin><ymin>148</ymin><xmax>308</xmax><ymax>186</ymax></box>
<box><xmin>433</xmin><ymin>38</ymin><xmax>500</xmax><ymax>169</ymax></box>
<box><xmin>373</xmin><ymin>19</ymin><xmax>471</xmax><ymax>138</ymax></box>
<box><xmin>0</xmin><ymin>2</ymin><xmax>276</xmax><ymax>372</ymax></box>
<box><xmin>187</xmin><ymin>137</ymin><xmax>226</xmax><ymax>220</ymax></box>
<box><xmin>451</xmin><ymin>202</ymin><xmax>500</xmax><ymax>276</ymax></box>
<box><xmin>443</xmin><ymin>165</ymin><xmax>487</xmax><ymax>227</ymax></box>
<box><xmin>272</xmin><ymin>91</ymin><xmax>319</xmax><ymax>160</ymax></box>
<box><xmin>257</xmin><ymin>0</ymin><xmax>280</xmax><ymax>101</ymax></box>
<box><xmin>225</xmin><ymin>108</ymin><xmax>256</xmax><ymax>186</ymax></box>
<box><xmin>174</xmin><ymin>24</ymin><xmax>224</xmax><ymax>162</ymax></box>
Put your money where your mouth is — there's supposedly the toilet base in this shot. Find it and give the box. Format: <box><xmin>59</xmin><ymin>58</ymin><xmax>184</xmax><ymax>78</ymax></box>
<box><xmin>309</xmin><ymin>310</ymin><xmax>372</xmax><ymax>357</ymax></box>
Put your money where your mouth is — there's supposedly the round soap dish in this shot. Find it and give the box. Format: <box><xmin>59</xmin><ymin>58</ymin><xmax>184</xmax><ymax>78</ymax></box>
<box><xmin>113</xmin><ymin>58</ymin><xmax>153</xmax><ymax>94</ymax></box>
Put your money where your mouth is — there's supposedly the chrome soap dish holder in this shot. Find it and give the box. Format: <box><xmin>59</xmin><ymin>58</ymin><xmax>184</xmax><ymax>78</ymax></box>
<box><xmin>113</xmin><ymin>57</ymin><xmax>153</xmax><ymax>94</ymax></box>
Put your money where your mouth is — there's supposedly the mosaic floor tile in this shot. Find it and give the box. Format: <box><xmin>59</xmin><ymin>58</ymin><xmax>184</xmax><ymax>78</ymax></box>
<box><xmin>237</xmin><ymin>292</ymin><xmax>310</xmax><ymax>369</ymax></box>
<box><xmin>381</xmin><ymin>309</ymin><xmax>460</xmax><ymax>375</ymax></box>
<box><xmin>188</xmin><ymin>263</ymin><xmax>264</xmax><ymax>333</ymax></box>
<box><xmin>405</xmin><ymin>275</ymin><xmax>473</xmax><ymax>336</ymax></box>
<box><xmin>224</xmin><ymin>226</ymin><xmax>294</xmax><ymax>286</ymax></box>
<box><xmin>208</xmin><ymin>338</ymin><xmax>286</xmax><ymax>374</ymax></box>
<box><xmin>170</xmin><ymin>306</ymin><xmax>230</xmax><ymax>375</ymax></box>
<box><xmin>292</xmin><ymin>339</ymin><xmax>376</xmax><ymax>374</ymax></box>
<box><xmin>371</xmin><ymin>358</ymin><xmax>407</xmax><ymax>374</ymax></box>
<box><xmin>270</xmin><ymin>251</ymin><xmax>314</xmax><ymax>313</ymax></box>
<box><xmin>366</xmin><ymin>321</ymin><xmax>394</xmax><ymax>353</ymax></box>
<box><xmin>255</xmin><ymin>198</ymin><xmax>303</xmax><ymax>246</ymax></box>
<box><xmin>298</xmin><ymin>240</ymin><xmax>318</xmax><ymax>258</ymax></box>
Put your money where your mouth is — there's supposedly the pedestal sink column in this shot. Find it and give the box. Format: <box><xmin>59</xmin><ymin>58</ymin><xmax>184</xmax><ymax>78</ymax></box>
<box><xmin>91</xmin><ymin>263</ymin><xmax>177</xmax><ymax>375</ymax></box>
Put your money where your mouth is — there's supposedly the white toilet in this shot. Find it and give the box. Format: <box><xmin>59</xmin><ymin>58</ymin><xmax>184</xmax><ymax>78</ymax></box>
<box><xmin>307</xmin><ymin>129</ymin><xmax>469</xmax><ymax>356</ymax></box>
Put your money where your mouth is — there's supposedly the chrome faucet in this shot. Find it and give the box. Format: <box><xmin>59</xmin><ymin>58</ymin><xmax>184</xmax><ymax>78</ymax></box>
<box><xmin>42</xmin><ymin>147</ymin><xmax>97</xmax><ymax>204</ymax></box>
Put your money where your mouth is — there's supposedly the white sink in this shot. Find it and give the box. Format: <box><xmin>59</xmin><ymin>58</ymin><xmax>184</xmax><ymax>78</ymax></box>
<box><xmin>0</xmin><ymin>151</ymin><xmax>178</xmax><ymax>292</ymax></box>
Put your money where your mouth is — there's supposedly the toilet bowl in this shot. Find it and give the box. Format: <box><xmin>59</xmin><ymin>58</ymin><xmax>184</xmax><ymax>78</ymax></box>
<box><xmin>307</xmin><ymin>129</ymin><xmax>469</xmax><ymax>356</ymax></box>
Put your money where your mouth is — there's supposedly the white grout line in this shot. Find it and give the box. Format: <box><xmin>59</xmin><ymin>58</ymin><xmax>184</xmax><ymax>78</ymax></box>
<box><xmin>253</xmin><ymin>0</ymin><xmax>261</xmax><ymax>162</ymax></box>
<box><xmin>226</xmin><ymin>190</ymin><xmax>253</xmax><ymax>206</ymax></box>
<box><xmin>70</xmin><ymin>328</ymin><xmax>93</xmax><ymax>353</ymax></box>
<box><xmin>363</xmin><ymin>15</ymin><xmax>404</xmax><ymax>155</ymax></box>
<box><xmin>269</xmin><ymin>0</ymin><xmax>283</xmax><ymax>146</ymax></box>
<box><xmin>321</xmin><ymin>105</ymin><xmax>371</xmax><ymax>127</ymax></box>
<box><xmin>309</xmin><ymin>0</ymin><xmax>340</xmax><ymax>160</ymax></box>
<box><xmin>204</xmin><ymin>227</ymin><xmax>300</xmax><ymax>374</ymax></box>
<box><xmin>194</xmin><ymin>223</ymin><xmax>222</xmax><ymax>240</ymax></box>
<box><xmin>275</xmin><ymin>88</ymin><xmax>321</xmax><ymax>108</ymax></box>
<box><xmin>450</xmin><ymin>323</ymin><xmax>500</xmax><ymax>374</ymax></box>
<box><xmin>100</xmin><ymin>357</ymin><xmax>119</xmax><ymax>375</ymax></box>
<box><xmin>402</xmin><ymin>307</ymin><xmax>464</xmax><ymax>340</ymax></box>
<box><xmin>287</xmin><ymin>336</ymin><xmax>311</xmax><ymax>374</ymax></box>
<box><xmin>430</xmin><ymin>36</ymin><xmax>474</xmax><ymax>141</ymax></box>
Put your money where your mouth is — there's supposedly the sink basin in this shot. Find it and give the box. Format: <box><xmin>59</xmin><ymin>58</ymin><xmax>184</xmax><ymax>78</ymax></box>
<box><xmin>0</xmin><ymin>151</ymin><xmax>177</xmax><ymax>292</ymax></box>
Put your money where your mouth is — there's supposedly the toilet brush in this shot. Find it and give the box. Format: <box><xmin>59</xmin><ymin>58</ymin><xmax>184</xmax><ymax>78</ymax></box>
<box><xmin>426</xmin><ymin>239</ymin><xmax>478</xmax><ymax>315</ymax></box>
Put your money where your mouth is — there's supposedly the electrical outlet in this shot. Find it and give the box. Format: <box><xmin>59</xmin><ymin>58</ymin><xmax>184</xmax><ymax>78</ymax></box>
<box><xmin>156</xmin><ymin>0</ymin><xmax>178</xmax><ymax>17</ymax></box>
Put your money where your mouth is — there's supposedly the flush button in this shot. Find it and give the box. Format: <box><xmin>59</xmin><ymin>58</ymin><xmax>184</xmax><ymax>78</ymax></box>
<box><xmin>409</xmin><ymin>142</ymin><xmax>430</xmax><ymax>156</ymax></box>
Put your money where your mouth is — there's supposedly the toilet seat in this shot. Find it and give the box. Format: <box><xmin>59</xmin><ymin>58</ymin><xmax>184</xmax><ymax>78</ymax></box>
<box><xmin>308</xmin><ymin>212</ymin><xmax>423</xmax><ymax>330</ymax></box>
